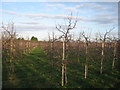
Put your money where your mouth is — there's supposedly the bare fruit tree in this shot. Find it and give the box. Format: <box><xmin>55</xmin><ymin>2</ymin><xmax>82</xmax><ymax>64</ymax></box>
<box><xmin>108</xmin><ymin>36</ymin><xmax>118</xmax><ymax>69</ymax></box>
<box><xmin>77</xmin><ymin>33</ymin><xmax>82</xmax><ymax>63</ymax></box>
<box><xmin>56</xmin><ymin>12</ymin><xmax>78</xmax><ymax>86</ymax></box>
<box><xmin>81</xmin><ymin>32</ymin><xmax>91</xmax><ymax>79</ymax></box>
<box><xmin>2</xmin><ymin>22</ymin><xmax>16</xmax><ymax>79</ymax></box>
<box><xmin>98</xmin><ymin>27</ymin><xmax>115</xmax><ymax>74</ymax></box>
<box><xmin>48</xmin><ymin>32</ymin><xmax>55</xmax><ymax>65</ymax></box>
<box><xmin>112</xmin><ymin>37</ymin><xmax>118</xmax><ymax>69</ymax></box>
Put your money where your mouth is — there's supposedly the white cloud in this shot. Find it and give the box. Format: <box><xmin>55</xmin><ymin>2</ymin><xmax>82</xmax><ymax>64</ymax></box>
<box><xmin>65</xmin><ymin>3</ymin><xmax>117</xmax><ymax>14</ymax></box>
<box><xmin>46</xmin><ymin>4</ymin><xmax>64</xmax><ymax>7</ymax></box>
<box><xmin>64</xmin><ymin>7</ymin><xmax>78</xmax><ymax>12</ymax></box>
<box><xmin>2</xmin><ymin>4</ymin><xmax>117</xmax><ymax>25</ymax></box>
<box><xmin>90</xmin><ymin>12</ymin><xmax>118</xmax><ymax>24</ymax></box>
<box><xmin>1</xmin><ymin>10</ymin><xmax>22</xmax><ymax>16</ymax></box>
<box><xmin>2</xmin><ymin>10</ymin><xmax>81</xmax><ymax>20</ymax></box>
<box><xmin>16</xmin><ymin>25</ymin><xmax>55</xmax><ymax>31</ymax></box>
<box><xmin>25</xmin><ymin>13</ymin><xmax>83</xmax><ymax>20</ymax></box>
<box><xmin>89</xmin><ymin>17</ymin><xmax>117</xmax><ymax>24</ymax></box>
<box><xmin>19</xmin><ymin>22</ymin><xmax>39</xmax><ymax>25</ymax></box>
<box><xmin>74</xmin><ymin>3</ymin><xmax>109</xmax><ymax>12</ymax></box>
<box><xmin>2</xmin><ymin>0</ymin><xmax>120</xmax><ymax>2</ymax></box>
<box><xmin>93</xmin><ymin>12</ymin><xmax>115</xmax><ymax>17</ymax></box>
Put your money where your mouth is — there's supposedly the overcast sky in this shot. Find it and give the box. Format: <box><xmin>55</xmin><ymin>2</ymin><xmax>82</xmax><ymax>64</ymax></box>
<box><xmin>1</xmin><ymin>2</ymin><xmax>118</xmax><ymax>40</ymax></box>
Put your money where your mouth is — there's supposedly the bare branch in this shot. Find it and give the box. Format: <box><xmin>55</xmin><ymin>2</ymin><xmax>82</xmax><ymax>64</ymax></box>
<box><xmin>2</xmin><ymin>22</ymin><xmax>16</xmax><ymax>39</ymax></box>
<box><xmin>56</xmin><ymin>26</ymin><xmax>66</xmax><ymax>34</ymax></box>
<box><xmin>103</xmin><ymin>27</ymin><xmax>115</xmax><ymax>41</ymax></box>
<box><xmin>81</xmin><ymin>32</ymin><xmax>89</xmax><ymax>42</ymax></box>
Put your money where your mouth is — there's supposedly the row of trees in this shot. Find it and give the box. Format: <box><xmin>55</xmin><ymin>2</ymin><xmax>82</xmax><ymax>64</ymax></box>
<box><xmin>44</xmin><ymin>31</ymin><xmax>118</xmax><ymax>86</ymax></box>
<box><xmin>41</xmin><ymin>13</ymin><xmax>119</xmax><ymax>86</ymax></box>
<box><xmin>2</xmin><ymin>13</ymin><xmax>119</xmax><ymax>86</ymax></box>
<box><xmin>18</xmin><ymin>36</ymin><xmax>38</xmax><ymax>41</ymax></box>
<box><xmin>2</xmin><ymin>22</ymin><xmax>40</xmax><ymax>80</ymax></box>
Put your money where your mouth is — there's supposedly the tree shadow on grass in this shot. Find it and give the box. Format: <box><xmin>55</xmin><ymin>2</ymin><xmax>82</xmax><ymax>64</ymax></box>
<box><xmin>9</xmin><ymin>48</ymin><xmax>62</xmax><ymax>88</ymax></box>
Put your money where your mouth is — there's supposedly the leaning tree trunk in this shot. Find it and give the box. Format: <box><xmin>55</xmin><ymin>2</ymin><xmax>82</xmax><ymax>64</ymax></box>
<box><xmin>100</xmin><ymin>42</ymin><xmax>104</xmax><ymax>74</ymax></box>
<box><xmin>85</xmin><ymin>42</ymin><xmax>88</xmax><ymax>79</ymax></box>
<box><xmin>112</xmin><ymin>42</ymin><xmax>117</xmax><ymax>69</ymax></box>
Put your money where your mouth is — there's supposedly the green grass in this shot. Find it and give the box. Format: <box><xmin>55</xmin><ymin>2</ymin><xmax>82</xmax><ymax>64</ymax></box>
<box><xmin>2</xmin><ymin>47</ymin><xmax>120</xmax><ymax>88</ymax></box>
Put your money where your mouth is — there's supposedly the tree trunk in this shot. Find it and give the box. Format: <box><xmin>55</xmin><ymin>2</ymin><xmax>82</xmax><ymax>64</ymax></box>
<box><xmin>112</xmin><ymin>42</ymin><xmax>117</xmax><ymax>69</ymax></box>
<box><xmin>85</xmin><ymin>42</ymin><xmax>88</xmax><ymax>79</ymax></box>
<box><xmin>9</xmin><ymin>38</ymin><xmax>14</xmax><ymax>80</ymax></box>
<box><xmin>65</xmin><ymin>41</ymin><xmax>68</xmax><ymax>84</ymax></box>
<box><xmin>28</xmin><ymin>41</ymin><xmax>31</xmax><ymax>53</ymax></box>
<box><xmin>100</xmin><ymin>42</ymin><xmax>104</xmax><ymax>74</ymax></box>
<box><xmin>65</xmin><ymin>64</ymin><xmax>67</xmax><ymax>84</ymax></box>
<box><xmin>78</xmin><ymin>42</ymin><xmax>80</xmax><ymax>63</ymax></box>
<box><xmin>62</xmin><ymin>37</ymin><xmax>67</xmax><ymax>86</ymax></box>
<box><xmin>10</xmin><ymin>39</ymin><xmax>14</xmax><ymax>72</ymax></box>
<box><xmin>50</xmin><ymin>42</ymin><xmax>54</xmax><ymax>65</ymax></box>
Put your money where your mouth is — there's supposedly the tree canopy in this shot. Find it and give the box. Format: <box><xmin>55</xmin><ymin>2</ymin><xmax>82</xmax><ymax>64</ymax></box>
<box><xmin>17</xmin><ymin>37</ymin><xmax>24</xmax><ymax>40</ymax></box>
<box><xmin>31</xmin><ymin>36</ymin><xmax>38</xmax><ymax>41</ymax></box>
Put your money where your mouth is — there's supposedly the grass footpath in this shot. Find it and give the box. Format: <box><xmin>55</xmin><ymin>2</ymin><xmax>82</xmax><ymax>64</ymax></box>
<box><xmin>3</xmin><ymin>47</ymin><xmax>61</xmax><ymax>88</ymax></box>
<box><xmin>2</xmin><ymin>47</ymin><xmax>120</xmax><ymax>88</ymax></box>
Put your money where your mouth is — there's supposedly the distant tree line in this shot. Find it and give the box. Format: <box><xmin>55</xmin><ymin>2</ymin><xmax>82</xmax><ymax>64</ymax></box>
<box><xmin>17</xmin><ymin>36</ymin><xmax>38</xmax><ymax>41</ymax></box>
